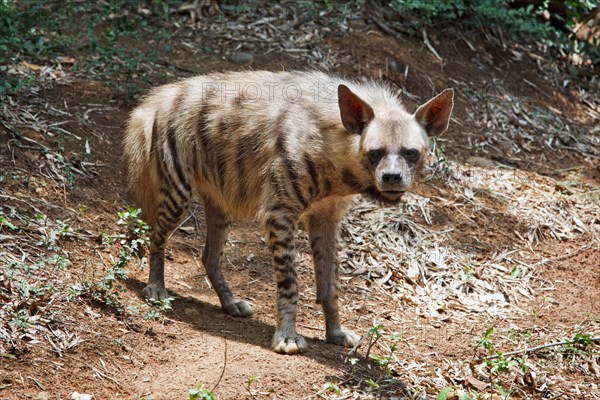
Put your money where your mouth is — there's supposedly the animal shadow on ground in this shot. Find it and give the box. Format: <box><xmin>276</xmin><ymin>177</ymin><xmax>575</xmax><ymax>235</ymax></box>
<box><xmin>123</xmin><ymin>278</ymin><xmax>418</xmax><ymax>398</ymax></box>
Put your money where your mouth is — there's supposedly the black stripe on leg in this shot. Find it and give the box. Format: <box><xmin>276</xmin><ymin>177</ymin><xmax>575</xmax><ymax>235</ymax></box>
<box><xmin>155</xmin><ymin>141</ymin><xmax>189</xmax><ymax>203</ymax></box>
<box><xmin>272</xmin><ymin>240</ymin><xmax>293</xmax><ymax>250</ymax></box>
<box><xmin>273</xmin><ymin>254</ymin><xmax>294</xmax><ymax>266</ymax></box>
<box><xmin>304</xmin><ymin>153</ymin><xmax>319</xmax><ymax>198</ymax></box>
<box><xmin>277</xmin><ymin>276</ymin><xmax>295</xmax><ymax>292</ymax></box>
<box><xmin>269</xmin><ymin>203</ymin><xmax>297</xmax><ymax>214</ymax></box>
<box><xmin>167</xmin><ymin>125</ymin><xmax>192</xmax><ymax>193</ymax></box>
<box><xmin>162</xmin><ymin>190</ymin><xmax>184</xmax><ymax>215</ymax></box>
<box><xmin>267</xmin><ymin>218</ymin><xmax>289</xmax><ymax>232</ymax></box>
<box><xmin>278</xmin><ymin>291</ymin><xmax>298</xmax><ymax>301</ymax></box>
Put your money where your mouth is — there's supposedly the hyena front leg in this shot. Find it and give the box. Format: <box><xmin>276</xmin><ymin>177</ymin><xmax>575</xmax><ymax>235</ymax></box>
<box><xmin>201</xmin><ymin>197</ymin><xmax>252</xmax><ymax>317</ymax></box>
<box><xmin>267</xmin><ymin>208</ymin><xmax>307</xmax><ymax>354</ymax></box>
<box><xmin>307</xmin><ymin>198</ymin><xmax>360</xmax><ymax>347</ymax></box>
<box><xmin>145</xmin><ymin>189</ymin><xmax>191</xmax><ymax>301</ymax></box>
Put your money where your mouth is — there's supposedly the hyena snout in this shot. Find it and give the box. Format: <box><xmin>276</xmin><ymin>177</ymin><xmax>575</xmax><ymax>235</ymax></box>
<box><xmin>382</xmin><ymin>172</ymin><xmax>402</xmax><ymax>184</ymax></box>
<box><xmin>378</xmin><ymin>170</ymin><xmax>409</xmax><ymax>194</ymax></box>
<box><xmin>376</xmin><ymin>157</ymin><xmax>412</xmax><ymax>194</ymax></box>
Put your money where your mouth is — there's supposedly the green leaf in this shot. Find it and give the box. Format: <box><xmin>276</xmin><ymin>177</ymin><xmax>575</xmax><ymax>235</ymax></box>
<box><xmin>0</xmin><ymin>216</ymin><xmax>17</xmax><ymax>230</ymax></box>
<box><xmin>457</xmin><ymin>390</ymin><xmax>473</xmax><ymax>400</ymax></box>
<box><xmin>573</xmin><ymin>333</ymin><xmax>593</xmax><ymax>347</ymax></box>
<box><xmin>323</xmin><ymin>382</ymin><xmax>341</xmax><ymax>395</ymax></box>
<box><xmin>365</xmin><ymin>378</ymin><xmax>380</xmax><ymax>388</ymax></box>
<box><xmin>436</xmin><ymin>387</ymin><xmax>452</xmax><ymax>400</ymax></box>
<box><xmin>510</xmin><ymin>265</ymin><xmax>520</xmax><ymax>278</ymax></box>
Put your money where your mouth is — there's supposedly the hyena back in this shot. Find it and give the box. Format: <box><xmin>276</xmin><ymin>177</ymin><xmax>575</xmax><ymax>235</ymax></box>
<box><xmin>123</xmin><ymin>71</ymin><xmax>453</xmax><ymax>354</ymax></box>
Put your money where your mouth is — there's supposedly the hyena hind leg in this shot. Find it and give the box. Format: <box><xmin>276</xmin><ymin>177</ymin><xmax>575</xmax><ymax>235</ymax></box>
<box><xmin>201</xmin><ymin>198</ymin><xmax>252</xmax><ymax>318</ymax></box>
<box><xmin>144</xmin><ymin>190</ymin><xmax>191</xmax><ymax>301</ymax></box>
<box><xmin>307</xmin><ymin>198</ymin><xmax>360</xmax><ymax>348</ymax></box>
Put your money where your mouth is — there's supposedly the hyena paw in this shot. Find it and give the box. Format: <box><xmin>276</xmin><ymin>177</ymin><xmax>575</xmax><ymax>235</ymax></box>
<box><xmin>142</xmin><ymin>283</ymin><xmax>169</xmax><ymax>301</ymax></box>
<box><xmin>272</xmin><ymin>332</ymin><xmax>307</xmax><ymax>354</ymax></box>
<box><xmin>223</xmin><ymin>299</ymin><xmax>253</xmax><ymax>318</ymax></box>
<box><xmin>326</xmin><ymin>328</ymin><xmax>361</xmax><ymax>348</ymax></box>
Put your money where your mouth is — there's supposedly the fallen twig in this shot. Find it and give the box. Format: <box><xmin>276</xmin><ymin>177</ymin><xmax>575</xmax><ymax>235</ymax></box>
<box><xmin>479</xmin><ymin>336</ymin><xmax>600</xmax><ymax>360</ymax></box>
<box><xmin>211</xmin><ymin>337</ymin><xmax>227</xmax><ymax>393</ymax></box>
<box><xmin>422</xmin><ymin>28</ymin><xmax>442</xmax><ymax>61</ymax></box>
<box><xmin>91</xmin><ymin>366</ymin><xmax>121</xmax><ymax>386</ymax></box>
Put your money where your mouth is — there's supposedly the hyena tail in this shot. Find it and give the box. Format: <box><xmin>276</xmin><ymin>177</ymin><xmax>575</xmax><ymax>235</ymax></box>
<box><xmin>122</xmin><ymin>108</ymin><xmax>160</xmax><ymax>227</ymax></box>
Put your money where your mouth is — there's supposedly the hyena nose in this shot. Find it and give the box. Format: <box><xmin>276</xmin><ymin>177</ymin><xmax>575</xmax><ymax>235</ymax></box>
<box><xmin>382</xmin><ymin>173</ymin><xmax>402</xmax><ymax>184</ymax></box>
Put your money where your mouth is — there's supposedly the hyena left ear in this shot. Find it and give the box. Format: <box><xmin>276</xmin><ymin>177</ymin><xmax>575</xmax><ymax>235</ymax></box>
<box><xmin>338</xmin><ymin>84</ymin><xmax>375</xmax><ymax>134</ymax></box>
<box><xmin>414</xmin><ymin>88</ymin><xmax>454</xmax><ymax>136</ymax></box>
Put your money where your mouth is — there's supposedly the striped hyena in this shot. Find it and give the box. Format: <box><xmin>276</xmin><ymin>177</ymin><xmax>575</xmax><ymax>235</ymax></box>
<box><xmin>123</xmin><ymin>71</ymin><xmax>453</xmax><ymax>354</ymax></box>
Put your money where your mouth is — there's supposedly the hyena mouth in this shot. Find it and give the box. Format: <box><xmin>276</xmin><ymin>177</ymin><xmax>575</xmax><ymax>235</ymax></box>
<box><xmin>381</xmin><ymin>190</ymin><xmax>405</xmax><ymax>198</ymax></box>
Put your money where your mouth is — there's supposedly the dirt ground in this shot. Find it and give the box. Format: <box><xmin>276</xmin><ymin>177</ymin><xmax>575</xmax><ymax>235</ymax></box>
<box><xmin>1</xmin><ymin>5</ymin><xmax>599</xmax><ymax>400</ymax></box>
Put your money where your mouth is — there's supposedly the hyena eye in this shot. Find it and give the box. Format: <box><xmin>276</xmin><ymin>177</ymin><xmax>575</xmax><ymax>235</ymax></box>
<box><xmin>403</xmin><ymin>149</ymin><xmax>420</xmax><ymax>160</ymax></box>
<box><xmin>368</xmin><ymin>149</ymin><xmax>385</xmax><ymax>163</ymax></box>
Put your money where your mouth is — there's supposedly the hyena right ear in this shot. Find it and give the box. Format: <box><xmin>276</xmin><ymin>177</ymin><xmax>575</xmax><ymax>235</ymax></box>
<box><xmin>414</xmin><ymin>88</ymin><xmax>454</xmax><ymax>136</ymax></box>
<box><xmin>338</xmin><ymin>84</ymin><xmax>375</xmax><ymax>134</ymax></box>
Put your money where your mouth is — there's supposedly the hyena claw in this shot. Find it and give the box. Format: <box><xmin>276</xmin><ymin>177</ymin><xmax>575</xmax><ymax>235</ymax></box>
<box><xmin>142</xmin><ymin>283</ymin><xmax>169</xmax><ymax>301</ymax></box>
<box><xmin>272</xmin><ymin>333</ymin><xmax>307</xmax><ymax>355</ymax></box>
<box><xmin>223</xmin><ymin>299</ymin><xmax>253</xmax><ymax>317</ymax></box>
<box><xmin>326</xmin><ymin>328</ymin><xmax>361</xmax><ymax>348</ymax></box>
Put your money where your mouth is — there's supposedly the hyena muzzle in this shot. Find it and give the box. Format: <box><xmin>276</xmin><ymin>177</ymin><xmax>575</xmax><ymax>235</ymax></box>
<box><xmin>123</xmin><ymin>71</ymin><xmax>453</xmax><ymax>354</ymax></box>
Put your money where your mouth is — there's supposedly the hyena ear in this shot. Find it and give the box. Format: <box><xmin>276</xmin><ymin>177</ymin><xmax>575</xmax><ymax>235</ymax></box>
<box><xmin>338</xmin><ymin>84</ymin><xmax>375</xmax><ymax>134</ymax></box>
<box><xmin>414</xmin><ymin>88</ymin><xmax>454</xmax><ymax>136</ymax></box>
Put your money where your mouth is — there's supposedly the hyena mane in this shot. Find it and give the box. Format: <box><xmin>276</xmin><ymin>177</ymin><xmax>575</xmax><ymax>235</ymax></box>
<box><xmin>123</xmin><ymin>70</ymin><xmax>454</xmax><ymax>354</ymax></box>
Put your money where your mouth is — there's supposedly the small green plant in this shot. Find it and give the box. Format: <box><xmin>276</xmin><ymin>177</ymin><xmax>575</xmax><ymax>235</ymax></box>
<box><xmin>244</xmin><ymin>375</ymin><xmax>258</xmax><ymax>397</ymax></box>
<box><xmin>564</xmin><ymin>332</ymin><xmax>595</xmax><ymax>355</ymax></box>
<box><xmin>510</xmin><ymin>265</ymin><xmax>520</xmax><ymax>278</ymax></box>
<box><xmin>84</xmin><ymin>208</ymin><xmax>149</xmax><ymax>315</ymax></box>
<box><xmin>189</xmin><ymin>384</ymin><xmax>216</xmax><ymax>400</ymax></box>
<box><xmin>474</xmin><ymin>327</ymin><xmax>527</xmax><ymax>377</ymax></box>
<box><xmin>143</xmin><ymin>297</ymin><xmax>174</xmax><ymax>320</ymax></box>
<box><xmin>9</xmin><ymin>309</ymin><xmax>32</xmax><ymax>331</ymax></box>
<box><xmin>435</xmin><ymin>387</ymin><xmax>452</xmax><ymax>400</ymax></box>
<box><xmin>572</xmin><ymin>333</ymin><xmax>593</xmax><ymax>347</ymax></box>
<box><xmin>364</xmin><ymin>324</ymin><xmax>402</xmax><ymax>375</ymax></box>
<box><xmin>323</xmin><ymin>381</ymin><xmax>341</xmax><ymax>395</ymax></box>
<box><xmin>0</xmin><ymin>214</ymin><xmax>17</xmax><ymax>230</ymax></box>
<box><xmin>475</xmin><ymin>327</ymin><xmax>495</xmax><ymax>354</ymax></box>
<box><xmin>39</xmin><ymin>219</ymin><xmax>71</xmax><ymax>251</ymax></box>
<box><xmin>117</xmin><ymin>206</ymin><xmax>150</xmax><ymax>262</ymax></box>
<box><xmin>365</xmin><ymin>378</ymin><xmax>380</xmax><ymax>389</ymax></box>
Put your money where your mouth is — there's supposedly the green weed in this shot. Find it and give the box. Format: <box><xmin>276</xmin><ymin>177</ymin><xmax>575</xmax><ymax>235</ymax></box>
<box><xmin>338</xmin><ymin>323</ymin><xmax>406</xmax><ymax>396</ymax></box>
<box><xmin>322</xmin><ymin>381</ymin><xmax>341</xmax><ymax>395</ymax></box>
<box><xmin>83</xmin><ymin>207</ymin><xmax>149</xmax><ymax>316</ymax></box>
<box><xmin>475</xmin><ymin>327</ymin><xmax>527</xmax><ymax>375</ymax></box>
<box><xmin>0</xmin><ymin>215</ymin><xmax>17</xmax><ymax>230</ymax></box>
<box><xmin>364</xmin><ymin>324</ymin><xmax>402</xmax><ymax>374</ymax></box>
<box><xmin>189</xmin><ymin>384</ymin><xmax>216</xmax><ymax>400</ymax></box>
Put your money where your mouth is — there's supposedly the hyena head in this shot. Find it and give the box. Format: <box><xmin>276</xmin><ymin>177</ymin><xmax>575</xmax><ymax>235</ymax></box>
<box><xmin>338</xmin><ymin>84</ymin><xmax>454</xmax><ymax>204</ymax></box>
